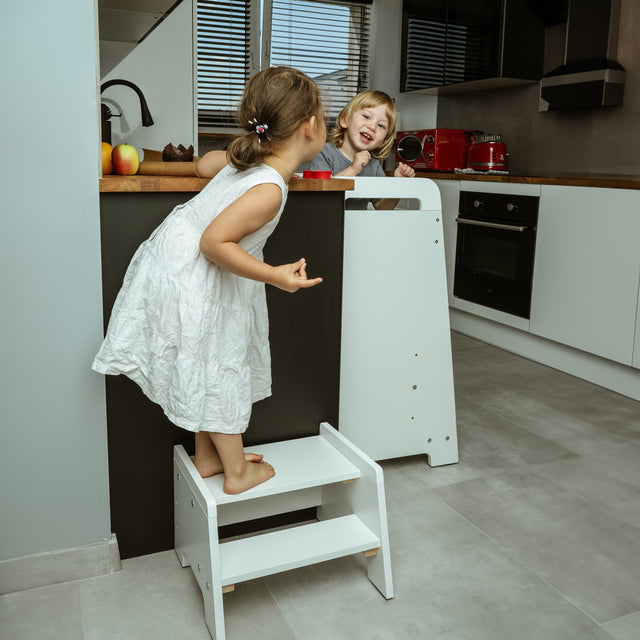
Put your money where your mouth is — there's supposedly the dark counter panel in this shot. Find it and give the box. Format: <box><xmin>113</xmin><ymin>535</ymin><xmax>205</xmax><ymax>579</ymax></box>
<box><xmin>99</xmin><ymin>191</ymin><xmax>344</xmax><ymax>558</ymax></box>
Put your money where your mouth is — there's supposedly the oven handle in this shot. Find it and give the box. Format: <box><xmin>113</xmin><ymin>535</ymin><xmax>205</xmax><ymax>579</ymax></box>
<box><xmin>455</xmin><ymin>217</ymin><xmax>527</xmax><ymax>232</ymax></box>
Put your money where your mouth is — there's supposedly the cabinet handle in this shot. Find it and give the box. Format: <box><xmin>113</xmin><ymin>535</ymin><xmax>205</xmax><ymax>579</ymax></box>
<box><xmin>455</xmin><ymin>217</ymin><xmax>527</xmax><ymax>232</ymax></box>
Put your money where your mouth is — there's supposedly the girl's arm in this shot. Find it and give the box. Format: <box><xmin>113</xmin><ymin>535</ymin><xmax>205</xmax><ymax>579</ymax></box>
<box><xmin>195</xmin><ymin>150</ymin><xmax>228</xmax><ymax>178</ymax></box>
<box><xmin>200</xmin><ymin>183</ymin><xmax>322</xmax><ymax>292</ymax></box>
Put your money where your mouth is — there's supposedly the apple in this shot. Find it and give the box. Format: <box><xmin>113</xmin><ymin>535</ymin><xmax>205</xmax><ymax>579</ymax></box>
<box><xmin>111</xmin><ymin>144</ymin><xmax>140</xmax><ymax>175</ymax></box>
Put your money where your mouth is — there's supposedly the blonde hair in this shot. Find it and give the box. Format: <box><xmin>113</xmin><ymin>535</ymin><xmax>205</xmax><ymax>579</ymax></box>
<box><xmin>328</xmin><ymin>91</ymin><xmax>397</xmax><ymax>161</ymax></box>
<box><xmin>227</xmin><ymin>67</ymin><xmax>322</xmax><ymax>171</ymax></box>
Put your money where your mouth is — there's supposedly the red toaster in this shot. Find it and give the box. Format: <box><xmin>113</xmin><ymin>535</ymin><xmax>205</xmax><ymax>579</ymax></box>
<box><xmin>395</xmin><ymin>128</ymin><xmax>475</xmax><ymax>171</ymax></box>
<box><xmin>465</xmin><ymin>134</ymin><xmax>508</xmax><ymax>171</ymax></box>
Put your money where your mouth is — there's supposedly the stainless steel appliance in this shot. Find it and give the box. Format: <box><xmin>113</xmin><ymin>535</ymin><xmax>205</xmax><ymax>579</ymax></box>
<box><xmin>453</xmin><ymin>190</ymin><xmax>539</xmax><ymax>318</ymax></box>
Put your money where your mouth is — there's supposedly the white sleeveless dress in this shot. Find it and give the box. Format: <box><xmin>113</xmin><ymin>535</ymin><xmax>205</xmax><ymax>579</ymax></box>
<box><xmin>92</xmin><ymin>164</ymin><xmax>288</xmax><ymax>434</ymax></box>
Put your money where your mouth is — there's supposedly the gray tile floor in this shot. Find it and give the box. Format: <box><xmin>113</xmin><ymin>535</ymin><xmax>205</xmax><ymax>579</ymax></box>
<box><xmin>2</xmin><ymin>332</ymin><xmax>639</xmax><ymax>639</ymax></box>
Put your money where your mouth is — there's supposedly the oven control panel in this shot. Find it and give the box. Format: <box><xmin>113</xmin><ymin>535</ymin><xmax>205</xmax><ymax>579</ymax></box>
<box><xmin>459</xmin><ymin>191</ymin><xmax>539</xmax><ymax>225</ymax></box>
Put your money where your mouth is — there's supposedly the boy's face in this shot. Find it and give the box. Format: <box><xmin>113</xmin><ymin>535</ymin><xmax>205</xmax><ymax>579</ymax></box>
<box><xmin>340</xmin><ymin>103</ymin><xmax>389</xmax><ymax>156</ymax></box>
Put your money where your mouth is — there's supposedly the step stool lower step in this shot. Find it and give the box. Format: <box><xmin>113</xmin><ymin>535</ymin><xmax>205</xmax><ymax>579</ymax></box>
<box><xmin>220</xmin><ymin>514</ymin><xmax>379</xmax><ymax>585</ymax></box>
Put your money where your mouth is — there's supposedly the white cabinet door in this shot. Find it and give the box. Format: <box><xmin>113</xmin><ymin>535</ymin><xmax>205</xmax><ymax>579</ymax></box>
<box><xmin>433</xmin><ymin>179</ymin><xmax>460</xmax><ymax>305</ymax></box>
<box><xmin>530</xmin><ymin>185</ymin><xmax>640</xmax><ymax>365</ymax></box>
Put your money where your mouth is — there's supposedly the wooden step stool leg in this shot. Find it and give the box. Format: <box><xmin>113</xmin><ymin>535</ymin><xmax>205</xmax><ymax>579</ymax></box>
<box><xmin>174</xmin><ymin>448</ymin><xmax>227</xmax><ymax>640</ymax></box>
<box><xmin>317</xmin><ymin>423</ymin><xmax>394</xmax><ymax>599</ymax></box>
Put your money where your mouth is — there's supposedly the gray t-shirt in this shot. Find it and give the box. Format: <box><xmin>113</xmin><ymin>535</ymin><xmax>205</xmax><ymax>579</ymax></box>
<box><xmin>302</xmin><ymin>143</ymin><xmax>386</xmax><ymax>177</ymax></box>
<box><xmin>300</xmin><ymin>143</ymin><xmax>385</xmax><ymax>210</ymax></box>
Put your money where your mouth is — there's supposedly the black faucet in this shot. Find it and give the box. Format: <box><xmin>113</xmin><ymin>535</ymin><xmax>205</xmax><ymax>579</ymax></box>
<box><xmin>100</xmin><ymin>79</ymin><xmax>154</xmax><ymax>145</ymax></box>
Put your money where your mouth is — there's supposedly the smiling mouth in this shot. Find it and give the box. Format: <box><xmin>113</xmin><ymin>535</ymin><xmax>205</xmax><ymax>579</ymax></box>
<box><xmin>359</xmin><ymin>132</ymin><xmax>373</xmax><ymax>143</ymax></box>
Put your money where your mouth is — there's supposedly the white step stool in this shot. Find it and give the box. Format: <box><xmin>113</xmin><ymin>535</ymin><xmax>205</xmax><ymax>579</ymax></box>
<box><xmin>174</xmin><ymin>422</ymin><xmax>393</xmax><ymax>640</ymax></box>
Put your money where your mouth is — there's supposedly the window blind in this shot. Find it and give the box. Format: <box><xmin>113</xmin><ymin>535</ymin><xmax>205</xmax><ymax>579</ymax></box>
<box><xmin>197</xmin><ymin>0</ymin><xmax>259</xmax><ymax>127</ymax></box>
<box><xmin>264</xmin><ymin>0</ymin><xmax>372</xmax><ymax>120</ymax></box>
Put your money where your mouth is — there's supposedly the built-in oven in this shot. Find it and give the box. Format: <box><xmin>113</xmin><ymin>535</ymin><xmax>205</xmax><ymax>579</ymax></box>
<box><xmin>453</xmin><ymin>190</ymin><xmax>539</xmax><ymax>319</ymax></box>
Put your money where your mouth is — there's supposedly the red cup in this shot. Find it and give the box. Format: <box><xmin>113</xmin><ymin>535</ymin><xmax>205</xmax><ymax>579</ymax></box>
<box><xmin>303</xmin><ymin>170</ymin><xmax>332</xmax><ymax>179</ymax></box>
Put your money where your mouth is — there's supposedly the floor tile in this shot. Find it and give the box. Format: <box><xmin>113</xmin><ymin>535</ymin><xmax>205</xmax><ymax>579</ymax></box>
<box><xmin>78</xmin><ymin>551</ymin><xmax>212</xmax><ymax>640</ymax></box>
<box><xmin>434</xmin><ymin>469</ymin><xmax>640</xmax><ymax>623</ymax></box>
<box><xmin>263</xmin><ymin>490</ymin><xmax>613</xmax><ymax>640</ymax></box>
<box><xmin>603</xmin><ymin>612</ymin><xmax>640</xmax><ymax>640</ymax></box>
<box><xmin>464</xmin><ymin>387</ymin><xmax>638</xmax><ymax>457</ymax></box>
<box><xmin>0</xmin><ymin>581</ymin><xmax>84</xmax><ymax>640</ymax></box>
<box><xmin>530</xmin><ymin>446</ymin><xmax>640</xmax><ymax>528</ymax></box>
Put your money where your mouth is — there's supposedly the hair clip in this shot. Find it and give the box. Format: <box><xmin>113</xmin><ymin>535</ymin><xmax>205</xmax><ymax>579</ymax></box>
<box><xmin>249</xmin><ymin>118</ymin><xmax>270</xmax><ymax>143</ymax></box>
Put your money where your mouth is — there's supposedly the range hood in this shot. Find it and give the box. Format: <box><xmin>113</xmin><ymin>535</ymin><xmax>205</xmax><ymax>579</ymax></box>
<box><xmin>539</xmin><ymin>0</ymin><xmax>625</xmax><ymax>111</ymax></box>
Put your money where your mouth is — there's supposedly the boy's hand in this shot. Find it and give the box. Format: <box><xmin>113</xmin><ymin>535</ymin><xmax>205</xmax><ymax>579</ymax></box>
<box><xmin>273</xmin><ymin>258</ymin><xmax>323</xmax><ymax>293</ymax></box>
<box><xmin>352</xmin><ymin>151</ymin><xmax>371</xmax><ymax>175</ymax></box>
<box><xmin>394</xmin><ymin>162</ymin><xmax>416</xmax><ymax>177</ymax></box>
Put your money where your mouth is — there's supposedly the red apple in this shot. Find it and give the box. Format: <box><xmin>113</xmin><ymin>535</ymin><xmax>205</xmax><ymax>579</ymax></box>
<box><xmin>111</xmin><ymin>144</ymin><xmax>140</xmax><ymax>175</ymax></box>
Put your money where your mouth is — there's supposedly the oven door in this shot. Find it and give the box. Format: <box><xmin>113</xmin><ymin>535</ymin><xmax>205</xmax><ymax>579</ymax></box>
<box><xmin>453</xmin><ymin>216</ymin><xmax>537</xmax><ymax>319</ymax></box>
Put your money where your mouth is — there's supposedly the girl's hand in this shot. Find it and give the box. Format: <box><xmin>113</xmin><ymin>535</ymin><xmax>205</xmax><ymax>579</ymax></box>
<box><xmin>394</xmin><ymin>162</ymin><xmax>416</xmax><ymax>177</ymax></box>
<box><xmin>351</xmin><ymin>150</ymin><xmax>371</xmax><ymax>175</ymax></box>
<box><xmin>273</xmin><ymin>258</ymin><xmax>323</xmax><ymax>293</ymax></box>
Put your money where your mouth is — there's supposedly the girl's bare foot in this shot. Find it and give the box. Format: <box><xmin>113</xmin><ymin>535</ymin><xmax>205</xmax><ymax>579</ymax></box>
<box><xmin>222</xmin><ymin>460</ymin><xmax>275</xmax><ymax>495</ymax></box>
<box><xmin>195</xmin><ymin>451</ymin><xmax>263</xmax><ymax>478</ymax></box>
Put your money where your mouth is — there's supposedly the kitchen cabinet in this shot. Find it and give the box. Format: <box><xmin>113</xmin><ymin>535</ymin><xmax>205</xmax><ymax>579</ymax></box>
<box><xmin>529</xmin><ymin>185</ymin><xmax>640</xmax><ymax>366</ymax></box>
<box><xmin>401</xmin><ymin>0</ymin><xmax>544</xmax><ymax>94</ymax></box>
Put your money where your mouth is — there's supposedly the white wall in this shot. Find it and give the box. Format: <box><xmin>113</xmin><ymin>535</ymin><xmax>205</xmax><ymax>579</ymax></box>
<box><xmin>370</xmin><ymin>0</ymin><xmax>438</xmax><ymax>131</ymax></box>
<box><xmin>0</xmin><ymin>0</ymin><xmax>111</xmax><ymax>560</ymax></box>
<box><xmin>100</xmin><ymin>0</ymin><xmax>197</xmax><ymax>156</ymax></box>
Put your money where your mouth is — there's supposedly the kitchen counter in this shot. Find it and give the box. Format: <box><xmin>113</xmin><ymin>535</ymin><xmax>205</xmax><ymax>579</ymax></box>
<box><xmin>99</xmin><ymin>174</ymin><xmax>354</xmax><ymax>192</ymax></box>
<box><xmin>416</xmin><ymin>171</ymin><xmax>640</xmax><ymax>190</ymax></box>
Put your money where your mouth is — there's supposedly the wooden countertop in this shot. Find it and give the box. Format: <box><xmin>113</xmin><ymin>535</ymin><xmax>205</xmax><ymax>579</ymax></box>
<box><xmin>415</xmin><ymin>171</ymin><xmax>640</xmax><ymax>190</ymax></box>
<box><xmin>100</xmin><ymin>171</ymin><xmax>640</xmax><ymax>193</ymax></box>
<box><xmin>99</xmin><ymin>174</ymin><xmax>354</xmax><ymax>193</ymax></box>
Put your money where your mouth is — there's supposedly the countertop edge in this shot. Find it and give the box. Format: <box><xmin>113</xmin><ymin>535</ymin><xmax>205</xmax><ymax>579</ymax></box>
<box><xmin>99</xmin><ymin>175</ymin><xmax>355</xmax><ymax>193</ymax></box>
<box><xmin>416</xmin><ymin>172</ymin><xmax>640</xmax><ymax>190</ymax></box>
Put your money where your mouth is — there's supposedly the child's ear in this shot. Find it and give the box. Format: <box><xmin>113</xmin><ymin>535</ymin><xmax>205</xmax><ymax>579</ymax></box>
<box><xmin>303</xmin><ymin>115</ymin><xmax>317</xmax><ymax>139</ymax></box>
<box><xmin>338</xmin><ymin>114</ymin><xmax>348</xmax><ymax>130</ymax></box>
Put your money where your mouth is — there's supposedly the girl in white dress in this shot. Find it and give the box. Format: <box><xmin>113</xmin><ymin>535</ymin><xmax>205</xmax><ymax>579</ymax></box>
<box><xmin>93</xmin><ymin>67</ymin><xmax>326</xmax><ymax>494</ymax></box>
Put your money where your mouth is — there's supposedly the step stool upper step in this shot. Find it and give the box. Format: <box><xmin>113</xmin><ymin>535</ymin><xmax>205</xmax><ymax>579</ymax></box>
<box><xmin>202</xmin><ymin>434</ymin><xmax>361</xmax><ymax>506</ymax></box>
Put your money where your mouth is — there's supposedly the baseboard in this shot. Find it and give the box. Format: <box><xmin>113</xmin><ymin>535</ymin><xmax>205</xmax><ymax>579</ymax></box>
<box><xmin>450</xmin><ymin>308</ymin><xmax>640</xmax><ymax>402</ymax></box>
<box><xmin>0</xmin><ymin>533</ymin><xmax>121</xmax><ymax>595</ymax></box>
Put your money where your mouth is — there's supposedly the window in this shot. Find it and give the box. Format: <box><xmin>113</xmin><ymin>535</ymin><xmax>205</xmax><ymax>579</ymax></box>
<box><xmin>197</xmin><ymin>1</ymin><xmax>260</xmax><ymax>126</ymax></box>
<box><xmin>197</xmin><ymin>0</ymin><xmax>372</xmax><ymax>129</ymax></box>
